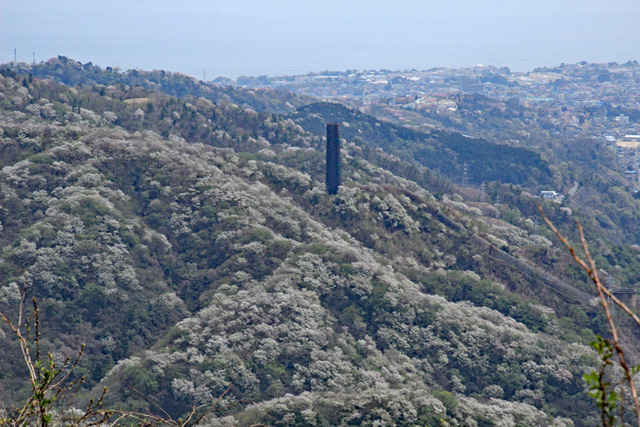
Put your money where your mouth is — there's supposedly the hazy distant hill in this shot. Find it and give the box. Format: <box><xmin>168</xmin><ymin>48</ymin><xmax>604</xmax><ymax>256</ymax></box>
<box><xmin>3</xmin><ymin>62</ymin><xmax>640</xmax><ymax>426</ymax></box>
<box><xmin>14</xmin><ymin>56</ymin><xmax>315</xmax><ymax>115</ymax></box>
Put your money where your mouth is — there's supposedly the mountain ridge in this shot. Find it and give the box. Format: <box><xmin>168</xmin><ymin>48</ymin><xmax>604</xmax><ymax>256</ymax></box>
<box><xmin>1</xmin><ymin>61</ymin><xmax>636</xmax><ymax>426</ymax></box>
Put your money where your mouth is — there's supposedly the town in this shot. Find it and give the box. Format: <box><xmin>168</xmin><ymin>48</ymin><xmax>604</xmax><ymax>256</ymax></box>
<box><xmin>223</xmin><ymin>61</ymin><xmax>640</xmax><ymax>139</ymax></box>
<box><xmin>222</xmin><ymin>61</ymin><xmax>640</xmax><ymax>193</ymax></box>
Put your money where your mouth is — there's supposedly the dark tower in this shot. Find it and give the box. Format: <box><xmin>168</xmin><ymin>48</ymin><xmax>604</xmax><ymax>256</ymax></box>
<box><xmin>326</xmin><ymin>123</ymin><xmax>341</xmax><ymax>194</ymax></box>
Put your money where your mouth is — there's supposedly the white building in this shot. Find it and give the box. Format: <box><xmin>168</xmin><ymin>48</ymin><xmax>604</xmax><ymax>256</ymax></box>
<box><xmin>540</xmin><ymin>190</ymin><xmax>560</xmax><ymax>201</ymax></box>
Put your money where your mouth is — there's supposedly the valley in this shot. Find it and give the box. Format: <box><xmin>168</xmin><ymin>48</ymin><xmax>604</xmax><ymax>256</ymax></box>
<box><xmin>1</xmin><ymin>58</ymin><xmax>640</xmax><ymax>426</ymax></box>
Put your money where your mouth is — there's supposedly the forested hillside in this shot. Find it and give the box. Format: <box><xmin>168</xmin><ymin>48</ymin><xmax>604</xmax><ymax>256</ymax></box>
<box><xmin>289</xmin><ymin>102</ymin><xmax>553</xmax><ymax>187</ymax></box>
<box><xmin>1</xmin><ymin>63</ymin><xmax>640</xmax><ymax>426</ymax></box>
<box><xmin>11</xmin><ymin>56</ymin><xmax>313</xmax><ymax>115</ymax></box>
<box><xmin>359</xmin><ymin>91</ymin><xmax>640</xmax><ymax>245</ymax></box>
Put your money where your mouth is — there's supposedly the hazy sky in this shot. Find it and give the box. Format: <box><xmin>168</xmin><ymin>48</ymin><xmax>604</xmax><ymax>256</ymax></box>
<box><xmin>1</xmin><ymin>0</ymin><xmax>640</xmax><ymax>78</ymax></box>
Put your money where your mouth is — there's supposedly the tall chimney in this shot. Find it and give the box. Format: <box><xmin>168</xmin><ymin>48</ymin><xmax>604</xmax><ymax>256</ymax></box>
<box><xmin>326</xmin><ymin>123</ymin><xmax>341</xmax><ymax>195</ymax></box>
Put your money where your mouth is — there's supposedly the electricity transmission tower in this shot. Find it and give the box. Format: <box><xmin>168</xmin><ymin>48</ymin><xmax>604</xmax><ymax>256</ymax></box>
<box><xmin>462</xmin><ymin>163</ymin><xmax>469</xmax><ymax>186</ymax></box>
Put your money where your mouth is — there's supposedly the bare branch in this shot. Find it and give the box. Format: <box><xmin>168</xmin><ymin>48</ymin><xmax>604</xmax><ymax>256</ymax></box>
<box><xmin>539</xmin><ymin>206</ymin><xmax>640</xmax><ymax>425</ymax></box>
<box><xmin>122</xmin><ymin>380</ymin><xmax>174</xmax><ymax>422</ymax></box>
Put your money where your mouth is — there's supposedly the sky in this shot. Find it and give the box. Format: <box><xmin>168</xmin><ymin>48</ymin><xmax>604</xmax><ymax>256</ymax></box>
<box><xmin>1</xmin><ymin>0</ymin><xmax>640</xmax><ymax>79</ymax></box>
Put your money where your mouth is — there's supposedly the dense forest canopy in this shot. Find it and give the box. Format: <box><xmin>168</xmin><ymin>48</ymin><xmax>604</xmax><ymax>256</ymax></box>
<box><xmin>1</xmin><ymin>60</ymin><xmax>640</xmax><ymax>426</ymax></box>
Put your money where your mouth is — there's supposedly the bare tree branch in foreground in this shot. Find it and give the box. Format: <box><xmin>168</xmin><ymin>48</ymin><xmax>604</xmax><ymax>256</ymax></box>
<box><xmin>539</xmin><ymin>206</ymin><xmax>640</xmax><ymax>426</ymax></box>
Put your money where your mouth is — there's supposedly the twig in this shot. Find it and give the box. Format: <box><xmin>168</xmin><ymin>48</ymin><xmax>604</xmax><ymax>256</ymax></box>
<box><xmin>0</xmin><ymin>289</ymin><xmax>110</xmax><ymax>427</ymax></box>
<box><xmin>122</xmin><ymin>380</ymin><xmax>173</xmax><ymax>422</ymax></box>
<box><xmin>539</xmin><ymin>206</ymin><xmax>640</xmax><ymax>425</ymax></box>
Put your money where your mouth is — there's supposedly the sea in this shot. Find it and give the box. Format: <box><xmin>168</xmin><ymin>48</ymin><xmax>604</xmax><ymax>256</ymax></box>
<box><xmin>1</xmin><ymin>0</ymin><xmax>640</xmax><ymax>79</ymax></box>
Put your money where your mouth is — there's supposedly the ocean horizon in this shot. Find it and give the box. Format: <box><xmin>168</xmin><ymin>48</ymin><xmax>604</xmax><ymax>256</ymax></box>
<box><xmin>2</xmin><ymin>0</ymin><xmax>640</xmax><ymax>79</ymax></box>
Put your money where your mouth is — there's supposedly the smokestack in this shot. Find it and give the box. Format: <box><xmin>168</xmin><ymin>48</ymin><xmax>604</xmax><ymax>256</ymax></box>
<box><xmin>326</xmin><ymin>123</ymin><xmax>341</xmax><ymax>195</ymax></box>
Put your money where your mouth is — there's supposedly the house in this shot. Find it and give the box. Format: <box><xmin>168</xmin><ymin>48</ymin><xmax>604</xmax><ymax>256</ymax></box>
<box><xmin>540</xmin><ymin>190</ymin><xmax>559</xmax><ymax>200</ymax></box>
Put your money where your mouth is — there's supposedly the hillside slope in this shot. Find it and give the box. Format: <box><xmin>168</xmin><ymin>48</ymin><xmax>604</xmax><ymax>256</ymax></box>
<box><xmin>0</xmin><ymin>67</ymin><xmax>629</xmax><ymax>426</ymax></box>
